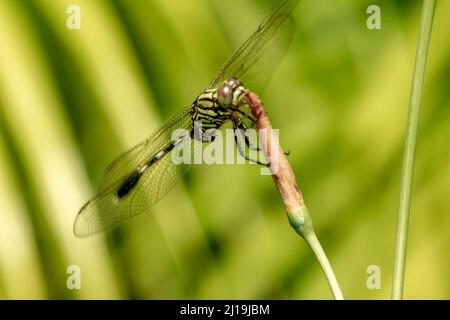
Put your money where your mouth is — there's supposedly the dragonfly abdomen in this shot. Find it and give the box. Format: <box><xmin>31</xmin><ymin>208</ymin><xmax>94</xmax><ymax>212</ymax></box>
<box><xmin>117</xmin><ymin>171</ymin><xmax>141</xmax><ymax>198</ymax></box>
<box><xmin>116</xmin><ymin>135</ymin><xmax>188</xmax><ymax>199</ymax></box>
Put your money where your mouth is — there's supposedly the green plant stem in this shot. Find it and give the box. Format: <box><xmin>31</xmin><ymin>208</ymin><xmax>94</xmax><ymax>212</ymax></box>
<box><xmin>288</xmin><ymin>206</ymin><xmax>344</xmax><ymax>300</ymax></box>
<box><xmin>392</xmin><ymin>0</ymin><xmax>436</xmax><ymax>300</ymax></box>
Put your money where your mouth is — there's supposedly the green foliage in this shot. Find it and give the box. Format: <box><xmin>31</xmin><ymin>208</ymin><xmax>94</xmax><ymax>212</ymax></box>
<box><xmin>0</xmin><ymin>0</ymin><xmax>448</xmax><ymax>299</ymax></box>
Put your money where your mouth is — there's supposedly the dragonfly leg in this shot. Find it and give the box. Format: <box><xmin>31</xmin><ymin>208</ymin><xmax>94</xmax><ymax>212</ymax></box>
<box><xmin>235</xmin><ymin>118</ymin><xmax>291</xmax><ymax>157</ymax></box>
<box><xmin>235</xmin><ymin>117</ymin><xmax>261</xmax><ymax>151</ymax></box>
<box><xmin>229</xmin><ymin>107</ymin><xmax>256</xmax><ymax>124</ymax></box>
<box><xmin>232</xmin><ymin>118</ymin><xmax>269</xmax><ymax>166</ymax></box>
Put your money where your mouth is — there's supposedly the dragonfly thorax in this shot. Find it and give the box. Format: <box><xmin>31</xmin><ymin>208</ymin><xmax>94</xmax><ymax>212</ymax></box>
<box><xmin>192</xmin><ymin>77</ymin><xmax>247</xmax><ymax>141</ymax></box>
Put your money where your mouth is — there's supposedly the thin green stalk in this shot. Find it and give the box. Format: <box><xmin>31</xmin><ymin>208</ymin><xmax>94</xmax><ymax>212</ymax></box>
<box><xmin>288</xmin><ymin>206</ymin><xmax>344</xmax><ymax>300</ymax></box>
<box><xmin>392</xmin><ymin>0</ymin><xmax>436</xmax><ymax>300</ymax></box>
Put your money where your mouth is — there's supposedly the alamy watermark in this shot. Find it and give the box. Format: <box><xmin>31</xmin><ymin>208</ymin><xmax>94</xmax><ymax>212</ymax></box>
<box><xmin>66</xmin><ymin>264</ymin><xmax>81</xmax><ymax>290</ymax></box>
<box><xmin>366</xmin><ymin>5</ymin><xmax>381</xmax><ymax>30</ymax></box>
<box><xmin>169</xmin><ymin>123</ymin><xmax>281</xmax><ymax>176</ymax></box>
<box><xmin>366</xmin><ymin>264</ymin><xmax>381</xmax><ymax>290</ymax></box>
<box><xmin>66</xmin><ymin>5</ymin><xmax>81</xmax><ymax>30</ymax></box>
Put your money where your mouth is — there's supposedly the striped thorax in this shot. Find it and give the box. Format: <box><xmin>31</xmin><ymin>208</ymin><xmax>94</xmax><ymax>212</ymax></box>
<box><xmin>192</xmin><ymin>77</ymin><xmax>247</xmax><ymax>140</ymax></box>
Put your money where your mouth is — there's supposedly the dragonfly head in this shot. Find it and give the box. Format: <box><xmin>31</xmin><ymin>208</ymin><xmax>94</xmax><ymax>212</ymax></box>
<box><xmin>217</xmin><ymin>77</ymin><xmax>243</xmax><ymax>108</ymax></box>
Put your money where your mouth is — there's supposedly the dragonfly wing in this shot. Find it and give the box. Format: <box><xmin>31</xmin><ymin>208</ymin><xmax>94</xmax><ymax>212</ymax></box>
<box><xmin>74</xmin><ymin>144</ymin><xmax>190</xmax><ymax>237</ymax></box>
<box><xmin>98</xmin><ymin>106</ymin><xmax>192</xmax><ymax>193</ymax></box>
<box><xmin>209</xmin><ymin>0</ymin><xmax>299</xmax><ymax>93</ymax></box>
<box><xmin>74</xmin><ymin>106</ymin><xmax>193</xmax><ymax>237</ymax></box>
<box><xmin>130</xmin><ymin>150</ymin><xmax>187</xmax><ymax>217</ymax></box>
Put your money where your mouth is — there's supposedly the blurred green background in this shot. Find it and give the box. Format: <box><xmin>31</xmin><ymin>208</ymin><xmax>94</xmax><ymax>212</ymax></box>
<box><xmin>0</xmin><ymin>0</ymin><xmax>448</xmax><ymax>299</ymax></box>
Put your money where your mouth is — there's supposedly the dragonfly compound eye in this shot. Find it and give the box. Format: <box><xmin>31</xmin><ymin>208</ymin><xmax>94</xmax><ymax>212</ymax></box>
<box><xmin>217</xmin><ymin>83</ymin><xmax>234</xmax><ymax>107</ymax></box>
<box><xmin>227</xmin><ymin>77</ymin><xmax>242</xmax><ymax>89</ymax></box>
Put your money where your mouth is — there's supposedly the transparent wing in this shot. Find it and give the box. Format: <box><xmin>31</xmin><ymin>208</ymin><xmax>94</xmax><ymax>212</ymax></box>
<box><xmin>209</xmin><ymin>0</ymin><xmax>299</xmax><ymax>93</ymax></box>
<box><xmin>74</xmin><ymin>106</ymin><xmax>193</xmax><ymax>237</ymax></box>
<box><xmin>98</xmin><ymin>106</ymin><xmax>192</xmax><ymax>193</ymax></box>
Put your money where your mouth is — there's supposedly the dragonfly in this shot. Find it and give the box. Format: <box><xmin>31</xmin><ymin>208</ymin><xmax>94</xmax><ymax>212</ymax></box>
<box><xmin>74</xmin><ymin>0</ymin><xmax>299</xmax><ymax>237</ymax></box>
